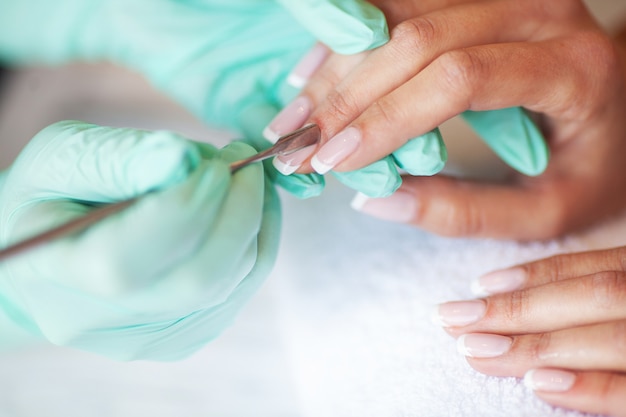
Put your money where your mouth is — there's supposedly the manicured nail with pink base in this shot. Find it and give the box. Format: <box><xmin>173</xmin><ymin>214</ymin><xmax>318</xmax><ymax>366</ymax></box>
<box><xmin>263</xmin><ymin>96</ymin><xmax>312</xmax><ymax>143</ymax></box>
<box><xmin>351</xmin><ymin>191</ymin><xmax>416</xmax><ymax>223</ymax></box>
<box><xmin>524</xmin><ymin>369</ymin><xmax>576</xmax><ymax>392</ymax></box>
<box><xmin>287</xmin><ymin>43</ymin><xmax>330</xmax><ymax>89</ymax></box>
<box><xmin>272</xmin><ymin>145</ymin><xmax>316</xmax><ymax>175</ymax></box>
<box><xmin>457</xmin><ymin>333</ymin><xmax>513</xmax><ymax>358</ymax></box>
<box><xmin>311</xmin><ymin>127</ymin><xmax>361</xmax><ymax>174</ymax></box>
<box><xmin>471</xmin><ymin>267</ymin><xmax>526</xmax><ymax>297</ymax></box>
<box><xmin>432</xmin><ymin>300</ymin><xmax>487</xmax><ymax>327</ymax></box>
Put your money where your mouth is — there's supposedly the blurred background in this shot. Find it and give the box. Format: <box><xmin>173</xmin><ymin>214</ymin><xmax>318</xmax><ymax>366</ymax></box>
<box><xmin>1</xmin><ymin>1</ymin><xmax>626</xmax><ymax>416</ymax></box>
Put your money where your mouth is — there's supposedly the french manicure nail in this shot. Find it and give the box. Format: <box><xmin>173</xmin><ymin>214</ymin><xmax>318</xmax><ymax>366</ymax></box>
<box><xmin>287</xmin><ymin>43</ymin><xmax>330</xmax><ymax>89</ymax></box>
<box><xmin>471</xmin><ymin>267</ymin><xmax>526</xmax><ymax>296</ymax></box>
<box><xmin>272</xmin><ymin>145</ymin><xmax>316</xmax><ymax>175</ymax></box>
<box><xmin>524</xmin><ymin>369</ymin><xmax>576</xmax><ymax>392</ymax></box>
<box><xmin>457</xmin><ymin>333</ymin><xmax>513</xmax><ymax>358</ymax></box>
<box><xmin>432</xmin><ymin>300</ymin><xmax>487</xmax><ymax>327</ymax></box>
<box><xmin>263</xmin><ymin>96</ymin><xmax>312</xmax><ymax>143</ymax></box>
<box><xmin>351</xmin><ymin>191</ymin><xmax>416</xmax><ymax>223</ymax></box>
<box><xmin>310</xmin><ymin>127</ymin><xmax>361</xmax><ymax>174</ymax></box>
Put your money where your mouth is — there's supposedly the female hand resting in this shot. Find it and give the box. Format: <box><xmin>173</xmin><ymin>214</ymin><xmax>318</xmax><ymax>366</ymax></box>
<box><xmin>434</xmin><ymin>247</ymin><xmax>626</xmax><ymax>417</ymax></box>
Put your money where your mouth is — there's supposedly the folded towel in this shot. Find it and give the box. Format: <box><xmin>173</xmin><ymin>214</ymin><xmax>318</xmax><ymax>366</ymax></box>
<box><xmin>272</xmin><ymin>178</ymin><xmax>626</xmax><ymax>417</ymax></box>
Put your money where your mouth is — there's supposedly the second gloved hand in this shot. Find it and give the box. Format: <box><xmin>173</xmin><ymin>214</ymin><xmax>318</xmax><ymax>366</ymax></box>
<box><xmin>0</xmin><ymin>121</ymin><xmax>279</xmax><ymax>360</ymax></box>
<box><xmin>0</xmin><ymin>0</ymin><xmax>393</xmax><ymax>199</ymax></box>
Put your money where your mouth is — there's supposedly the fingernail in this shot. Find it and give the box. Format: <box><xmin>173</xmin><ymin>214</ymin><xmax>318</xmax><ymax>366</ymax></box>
<box><xmin>524</xmin><ymin>369</ymin><xmax>576</xmax><ymax>392</ymax></box>
<box><xmin>432</xmin><ymin>300</ymin><xmax>487</xmax><ymax>327</ymax></box>
<box><xmin>272</xmin><ymin>145</ymin><xmax>316</xmax><ymax>175</ymax></box>
<box><xmin>457</xmin><ymin>333</ymin><xmax>513</xmax><ymax>358</ymax></box>
<box><xmin>351</xmin><ymin>191</ymin><xmax>416</xmax><ymax>223</ymax></box>
<box><xmin>471</xmin><ymin>267</ymin><xmax>526</xmax><ymax>297</ymax></box>
<box><xmin>310</xmin><ymin>127</ymin><xmax>361</xmax><ymax>174</ymax></box>
<box><xmin>287</xmin><ymin>43</ymin><xmax>330</xmax><ymax>89</ymax></box>
<box><xmin>263</xmin><ymin>96</ymin><xmax>312</xmax><ymax>143</ymax></box>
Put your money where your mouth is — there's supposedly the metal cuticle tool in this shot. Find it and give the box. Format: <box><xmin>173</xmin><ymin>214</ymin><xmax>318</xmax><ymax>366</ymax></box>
<box><xmin>0</xmin><ymin>124</ymin><xmax>321</xmax><ymax>262</ymax></box>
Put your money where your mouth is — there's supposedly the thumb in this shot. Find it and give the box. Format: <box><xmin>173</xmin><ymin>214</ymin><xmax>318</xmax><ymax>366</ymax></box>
<box><xmin>277</xmin><ymin>0</ymin><xmax>389</xmax><ymax>54</ymax></box>
<box><xmin>352</xmin><ymin>175</ymin><xmax>563</xmax><ymax>239</ymax></box>
<box><xmin>5</xmin><ymin>121</ymin><xmax>201</xmax><ymax>203</ymax></box>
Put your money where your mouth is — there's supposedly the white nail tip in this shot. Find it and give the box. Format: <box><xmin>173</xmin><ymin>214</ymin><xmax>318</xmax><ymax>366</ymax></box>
<box><xmin>456</xmin><ymin>334</ymin><xmax>472</xmax><ymax>357</ymax></box>
<box><xmin>287</xmin><ymin>73</ymin><xmax>307</xmax><ymax>89</ymax></box>
<box><xmin>470</xmin><ymin>279</ymin><xmax>490</xmax><ymax>297</ymax></box>
<box><xmin>310</xmin><ymin>156</ymin><xmax>333</xmax><ymax>175</ymax></box>
<box><xmin>272</xmin><ymin>157</ymin><xmax>299</xmax><ymax>176</ymax></box>
<box><xmin>523</xmin><ymin>370</ymin><xmax>538</xmax><ymax>390</ymax></box>
<box><xmin>430</xmin><ymin>306</ymin><xmax>445</xmax><ymax>327</ymax></box>
<box><xmin>263</xmin><ymin>126</ymin><xmax>280</xmax><ymax>144</ymax></box>
<box><xmin>350</xmin><ymin>192</ymin><xmax>370</xmax><ymax>212</ymax></box>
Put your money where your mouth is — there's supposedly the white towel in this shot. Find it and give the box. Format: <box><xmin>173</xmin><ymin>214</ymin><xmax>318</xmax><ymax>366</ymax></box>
<box><xmin>272</xmin><ymin>178</ymin><xmax>626</xmax><ymax>417</ymax></box>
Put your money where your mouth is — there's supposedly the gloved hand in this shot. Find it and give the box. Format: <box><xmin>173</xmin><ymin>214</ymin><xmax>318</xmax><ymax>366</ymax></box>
<box><xmin>0</xmin><ymin>0</ymin><xmax>547</xmax><ymax>199</ymax></box>
<box><xmin>0</xmin><ymin>0</ymin><xmax>387</xmax><ymax>198</ymax></box>
<box><xmin>0</xmin><ymin>121</ymin><xmax>279</xmax><ymax>361</ymax></box>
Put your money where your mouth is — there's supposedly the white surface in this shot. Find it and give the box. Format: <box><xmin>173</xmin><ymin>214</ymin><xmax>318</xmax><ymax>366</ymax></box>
<box><xmin>0</xmin><ymin>65</ymin><xmax>300</xmax><ymax>417</ymax></box>
<box><xmin>1</xmin><ymin>2</ymin><xmax>626</xmax><ymax>416</ymax></box>
<box><xmin>273</xmin><ymin>179</ymin><xmax>626</xmax><ymax>417</ymax></box>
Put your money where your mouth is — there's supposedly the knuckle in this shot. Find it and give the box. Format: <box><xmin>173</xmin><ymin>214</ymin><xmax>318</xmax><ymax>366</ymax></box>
<box><xmin>597</xmin><ymin>373</ymin><xmax>625</xmax><ymax>406</ymax></box>
<box><xmin>322</xmin><ymin>89</ymin><xmax>360</xmax><ymax>126</ymax></box>
<box><xmin>526</xmin><ymin>254</ymin><xmax>567</xmax><ymax>284</ymax></box>
<box><xmin>415</xmin><ymin>193</ymin><xmax>487</xmax><ymax>237</ymax></box>
<box><xmin>448</xmin><ymin>198</ymin><xmax>489</xmax><ymax>237</ymax></box>
<box><xmin>529</xmin><ymin>332</ymin><xmax>553</xmax><ymax>362</ymax></box>
<box><xmin>368</xmin><ymin>95</ymin><xmax>404</xmax><ymax>129</ymax></box>
<box><xmin>589</xmin><ymin>271</ymin><xmax>626</xmax><ymax>310</ymax></box>
<box><xmin>558</xmin><ymin>31</ymin><xmax>621</xmax><ymax>120</ymax></box>
<box><xmin>390</xmin><ymin>18</ymin><xmax>438</xmax><ymax>55</ymax></box>
<box><xmin>503</xmin><ymin>289</ymin><xmax>532</xmax><ymax>325</ymax></box>
<box><xmin>436</xmin><ymin>49</ymin><xmax>484</xmax><ymax>98</ymax></box>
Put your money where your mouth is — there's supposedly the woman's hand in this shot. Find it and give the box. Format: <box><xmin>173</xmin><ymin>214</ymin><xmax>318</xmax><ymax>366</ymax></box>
<box><xmin>268</xmin><ymin>0</ymin><xmax>626</xmax><ymax>239</ymax></box>
<box><xmin>433</xmin><ymin>247</ymin><xmax>626</xmax><ymax>416</ymax></box>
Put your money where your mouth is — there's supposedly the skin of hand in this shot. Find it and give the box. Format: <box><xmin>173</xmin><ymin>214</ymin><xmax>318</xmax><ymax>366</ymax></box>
<box><xmin>433</xmin><ymin>247</ymin><xmax>626</xmax><ymax>417</ymax></box>
<box><xmin>0</xmin><ymin>121</ymin><xmax>279</xmax><ymax>360</ymax></box>
<box><xmin>273</xmin><ymin>0</ymin><xmax>626</xmax><ymax>240</ymax></box>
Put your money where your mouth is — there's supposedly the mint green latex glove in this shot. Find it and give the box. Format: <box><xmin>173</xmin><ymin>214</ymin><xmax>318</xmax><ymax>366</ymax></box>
<box><xmin>276</xmin><ymin>0</ymin><xmax>388</xmax><ymax>55</ymax></box>
<box><xmin>0</xmin><ymin>0</ymin><xmax>387</xmax><ymax>199</ymax></box>
<box><xmin>0</xmin><ymin>121</ymin><xmax>280</xmax><ymax>361</ymax></box>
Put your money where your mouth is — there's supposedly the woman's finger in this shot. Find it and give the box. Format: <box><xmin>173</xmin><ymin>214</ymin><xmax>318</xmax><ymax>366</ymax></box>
<box><xmin>472</xmin><ymin>247</ymin><xmax>626</xmax><ymax>296</ymax></box>
<box><xmin>457</xmin><ymin>321</ymin><xmax>626</xmax><ymax>377</ymax></box>
<box><xmin>307</xmin><ymin>31</ymin><xmax>612</xmax><ymax>173</ymax></box>
<box><xmin>352</xmin><ymin>173</ymin><xmax>574</xmax><ymax>239</ymax></box>
<box><xmin>306</xmin><ymin>0</ymin><xmax>574</xmax><ymax>139</ymax></box>
<box><xmin>352</xmin><ymin>175</ymin><xmax>560</xmax><ymax>239</ymax></box>
<box><xmin>434</xmin><ymin>271</ymin><xmax>626</xmax><ymax>334</ymax></box>
<box><xmin>525</xmin><ymin>370</ymin><xmax>626</xmax><ymax>417</ymax></box>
